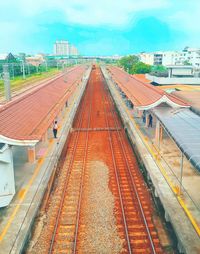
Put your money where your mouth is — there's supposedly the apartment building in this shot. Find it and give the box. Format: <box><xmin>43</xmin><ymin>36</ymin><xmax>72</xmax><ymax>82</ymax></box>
<box><xmin>184</xmin><ymin>47</ymin><xmax>200</xmax><ymax>67</ymax></box>
<box><xmin>70</xmin><ymin>45</ymin><xmax>79</xmax><ymax>56</ymax></box>
<box><xmin>54</xmin><ymin>40</ymin><xmax>70</xmax><ymax>56</ymax></box>
<box><xmin>139</xmin><ymin>47</ymin><xmax>200</xmax><ymax>67</ymax></box>
<box><xmin>53</xmin><ymin>41</ymin><xmax>79</xmax><ymax>56</ymax></box>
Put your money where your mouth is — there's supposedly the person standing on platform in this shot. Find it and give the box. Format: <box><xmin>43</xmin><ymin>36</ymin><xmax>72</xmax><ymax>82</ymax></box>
<box><xmin>148</xmin><ymin>114</ymin><xmax>153</xmax><ymax>128</ymax></box>
<box><xmin>53</xmin><ymin>121</ymin><xmax>58</xmax><ymax>138</ymax></box>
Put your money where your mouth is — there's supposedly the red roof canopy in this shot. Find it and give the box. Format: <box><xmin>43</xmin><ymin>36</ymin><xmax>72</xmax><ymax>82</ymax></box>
<box><xmin>0</xmin><ymin>66</ymin><xmax>87</xmax><ymax>145</ymax></box>
<box><xmin>108</xmin><ymin>66</ymin><xmax>189</xmax><ymax>110</ymax></box>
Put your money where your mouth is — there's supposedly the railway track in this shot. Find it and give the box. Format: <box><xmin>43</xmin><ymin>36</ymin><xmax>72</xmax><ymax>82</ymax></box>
<box><xmin>48</xmin><ymin>71</ymin><xmax>93</xmax><ymax>253</ymax></box>
<box><xmin>102</xmin><ymin>78</ymin><xmax>162</xmax><ymax>253</ymax></box>
<box><xmin>37</xmin><ymin>66</ymin><xmax>164</xmax><ymax>253</ymax></box>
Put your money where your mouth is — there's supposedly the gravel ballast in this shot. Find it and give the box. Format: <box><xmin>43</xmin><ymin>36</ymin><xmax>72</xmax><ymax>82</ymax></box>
<box><xmin>78</xmin><ymin>160</ymin><xmax>123</xmax><ymax>254</ymax></box>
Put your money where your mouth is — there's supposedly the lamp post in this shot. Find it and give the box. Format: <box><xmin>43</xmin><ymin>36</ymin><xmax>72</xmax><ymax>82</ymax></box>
<box><xmin>179</xmin><ymin>152</ymin><xmax>184</xmax><ymax>195</ymax></box>
<box><xmin>11</xmin><ymin>63</ymin><xmax>15</xmax><ymax>80</ymax></box>
<box><xmin>20</xmin><ymin>60</ymin><xmax>26</xmax><ymax>79</ymax></box>
<box><xmin>27</xmin><ymin>64</ymin><xmax>30</xmax><ymax>75</ymax></box>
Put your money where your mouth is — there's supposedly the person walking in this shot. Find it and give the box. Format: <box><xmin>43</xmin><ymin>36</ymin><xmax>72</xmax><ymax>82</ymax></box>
<box><xmin>148</xmin><ymin>114</ymin><xmax>153</xmax><ymax>128</ymax></box>
<box><xmin>53</xmin><ymin>121</ymin><xmax>58</xmax><ymax>138</ymax></box>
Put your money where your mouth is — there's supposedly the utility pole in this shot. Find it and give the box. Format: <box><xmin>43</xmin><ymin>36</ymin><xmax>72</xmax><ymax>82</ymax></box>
<box><xmin>12</xmin><ymin>63</ymin><xmax>15</xmax><ymax>80</ymax></box>
<box><xmin>64</xmin><ymin>65</ymin><xmax>67</xmax><ymax>83</ymax></box>
<box><xmin>3</xmin><ymin>64</ymin><xmax>11</xmax><ymax>101</ymax></box>
<box><xmin>21</xmin><ymin>60</ymin><xmax>26</xmax><ymax>79</ymax></box>
<box><xmin>28</xmin><ymin>64</ymin><xmax>30</xmax><ymax>75</ymax></box>
<box><xmin>179</xmin><ymin>152</ymin><xmax>184</xmax><ymax>195</ymax></box>
<box><xmin>45</xmin><ymin>61</ymin><xmax>48</xmax><ymax>71</ymax></box>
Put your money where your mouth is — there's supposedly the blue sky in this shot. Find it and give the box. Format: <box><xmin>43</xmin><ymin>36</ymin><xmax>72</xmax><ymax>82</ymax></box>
<box><xmin>0</xmin><ymin>0</ymin><xmax>199</xmax><ymax>55</ymax></box>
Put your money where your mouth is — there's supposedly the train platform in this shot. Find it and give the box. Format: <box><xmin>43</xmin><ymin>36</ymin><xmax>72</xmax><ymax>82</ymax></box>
<box><xmin>102</xmin><ymin>66</ymin><xmax>200</xmax><ymax>254</ymax></box>
<box><xmin>26</xmin><ymin>65</ymin><xmax>167</xmax><ymax>253</ymax></box>
<box><xmin>0</xmin><ymin>67</ymin><xmax>91</xmax><ymax>254</ymax></box>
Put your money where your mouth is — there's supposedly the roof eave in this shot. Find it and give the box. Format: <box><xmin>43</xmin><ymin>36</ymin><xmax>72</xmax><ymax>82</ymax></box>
<box><xmin>136</xmin><ymin>95</ymin><xmax>190</xmax><ymax>110</ymax></box>
<box><xmin>0</xmin><ymin>135</ymin><xmax>39</xmax><ymax>146</ymax></box>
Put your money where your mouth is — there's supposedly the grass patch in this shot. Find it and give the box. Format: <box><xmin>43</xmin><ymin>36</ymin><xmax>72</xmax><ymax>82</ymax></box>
<box><xmin>0</xmin><ymin>68</ymin><xmax>60</xmax><ymax>97</ymax></box>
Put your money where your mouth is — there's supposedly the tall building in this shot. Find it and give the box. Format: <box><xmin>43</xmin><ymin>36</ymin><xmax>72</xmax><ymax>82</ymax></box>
<box><xmin>70</xmin><ymin>45</ymin><xmax>79</xmax><ymax>56</ymax></box>
<box><xmin>139</xmin><ymin>51</ymin><xmax>181</xmax><ymax>66</ymax></box>
<box><xmin>139</xmin><ymin>48</ymin><xmax>200</xmax><ymax>67</ymax></box>
<box><xmin>183</xmin><ymin>47</ymin><xmax>200</xmax><ymax>67</ymax></box>
<box><xmin>54</xmin><ymin>40</ymin><xmax>70</xmax><ymax>56</ymax></box>
<box><xmin>53</xmin><ymin>40</ymin><xmax>79</xmax><ymax>56</ymax></box>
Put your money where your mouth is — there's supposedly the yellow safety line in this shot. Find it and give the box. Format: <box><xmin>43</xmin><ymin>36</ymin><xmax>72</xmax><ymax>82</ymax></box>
<box><xmin>111</xmin><ymin>81</ymin><xmax>200</xmax><ymax>236</ymax></box>
<box><xmin>0</xmin><ymin>80</ymin><xmax>84</xmax><ymax>242</ymax></box>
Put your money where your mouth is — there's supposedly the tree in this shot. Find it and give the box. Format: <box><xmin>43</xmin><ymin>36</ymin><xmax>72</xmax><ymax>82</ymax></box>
<box><xmin>130</xmin><ymin>62</ymin><xmax>151</xmax><ymax>74</ymax></box>
<box><xmin>151</xmin><ymin>65</ymin><xmax>167</xmax><ymax>72</ymax></box>
<box><xmin>183</xmin><ymin>60</ymin><xmax>192</xmax><ymax>66</ymax></box>
<box><xmin>119</xmin><ymin>55</ymin><xmax>139</xmax><ymax>72</ymax></box>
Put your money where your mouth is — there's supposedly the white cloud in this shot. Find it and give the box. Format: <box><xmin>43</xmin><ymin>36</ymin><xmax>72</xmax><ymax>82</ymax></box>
<box><xmin>1</xmin><ymin>0</ymin><xmax>200</xmax><ymax>53</ymax></box>
<box><xmin>80</xmin><ymin>37</ymin><xmax>131</xmax><ymax>55</ymax></box>
<box><xmin>170</xmin><ymin>12</ymin><xmax>200</xmax><ymax>33</ymax></box>
<box><xmin>0</xmin><ymin>0</ymin><xmax>169</xmax><ymax>53</ymax></box>
<box><xmin>2</xmin><ymin>0</ymin><xmax>168</xmax><ymax>27</ymax></box>
<box><xmin>0</xmin><ymin>21</ymin><xmax>39</xmax><ymax>53</ymax></box>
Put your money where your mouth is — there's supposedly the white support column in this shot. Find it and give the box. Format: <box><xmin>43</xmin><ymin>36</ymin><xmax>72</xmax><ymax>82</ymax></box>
<box><xmin>27</xmin><ymin>145</ymin><xmax>36</xmax><ymax>163</ymax></box>
<box><xmin>155</xmin><ymin>119</ymin><xmax>163</xmax><ymax>147</ymax></box>
<box><xmin>155</xmin><ymin>119</ymin><xmax>160</xmax><ymax>145</ymax></box>
<box><xmin>41</xmin><ymin>131</ymin><xmax>48</xmax><ymax>143</ymax></box>
<box><xmin>179</xmin><ymin>152</ymin><xmax>184</xmax><ymax>195</ymax></box>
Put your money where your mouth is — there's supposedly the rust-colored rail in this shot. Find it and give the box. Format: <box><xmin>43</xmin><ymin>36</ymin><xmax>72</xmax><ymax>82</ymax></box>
<box><xmin>48</xmin><ymin>74</ymin><xmax>92</xmax><ymax>253</ymax></box>
<box><xmin>102</xmin><ymin>77</ymin><xmax>160</xmax><ymax>253</ymax></box>
<box><xmin>102</xmin><ymin>78</ymin><xmax>132</xmax><ymax>253</ymax></box>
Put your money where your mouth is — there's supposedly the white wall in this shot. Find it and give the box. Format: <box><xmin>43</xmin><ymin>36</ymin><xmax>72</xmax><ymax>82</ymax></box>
<box><xmin>146</xmin><ymin>74</ymin><xmax>200</xmax><ymax>85</ymax></box>
<box><xmin>0</xmin><ymin>144</ymin><xmax>15</xmax><ymax>207</ymax></box>
<box><xmin>140</xmin><ymin>53</ymin><xmax>154</xmax><ymax>65</ymax></box>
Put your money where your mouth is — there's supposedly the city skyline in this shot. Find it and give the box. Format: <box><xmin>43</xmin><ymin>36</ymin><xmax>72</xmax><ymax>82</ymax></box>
<box><xmin>0</xmin><ymin>0</ymin><xmax>200</xmax><ymax>55</ymax></box>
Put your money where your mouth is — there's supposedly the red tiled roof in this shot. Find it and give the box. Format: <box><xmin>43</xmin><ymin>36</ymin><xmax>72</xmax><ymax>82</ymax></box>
<box><xmin>108</xmin><ymin>66</ymin><xmax>189</xmax><ymax>109</ymax></box>
<box><xmin>0</xmin><ymin>66</ymin><xmax>87</xmax><ymax>144</ymax></box>
<box><xmin>172</xmin><ymin>91</ymin><xmax>200</xmax><ymax>113</ymax></box>
<box><xmin>132</xmin><ymin>74</ymin><xmax>151</xmax><ymax>83</ymax></box>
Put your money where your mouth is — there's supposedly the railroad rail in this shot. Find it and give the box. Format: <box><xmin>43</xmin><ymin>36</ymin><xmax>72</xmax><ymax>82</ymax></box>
<box><xmin>45</xmin><ymin>66</ymin><xmax>164</xmax><ymax>253</ymax></box>
<box><xmin>48</xmin><ymin>71</ymin><xmax>93</xmax><ymax>253</ymax></box>
<box><xmin>73</xmin><ymin>127</ymin><xmax>121</xmax><ymax>131</ymax></box>
<box><xmin>102</xmin><ymin>75</ymin><xmax>162</xmax><ymax>253</ymax></box>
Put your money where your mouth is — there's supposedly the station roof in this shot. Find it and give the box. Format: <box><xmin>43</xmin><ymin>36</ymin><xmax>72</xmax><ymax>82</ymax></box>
<box><xmin>153</xmin><ymin>107</ymin><xmax>200</xmax><ymax>172</ymax></box>
<box><xmin>0</xmin><ymin>66</ymin><xmax>87</xmax><ymax>146</ymax></box>
<box><xmin>172</xmin><ymin>91</ymin><xmax>200</xmax><ymax>115</ymax></box>
<box><xmin>107</xmin><ymin>66</ymin><xmax>189</xmax><ymax>110</ymax></box>
<box><xmin>132</xmin><ymin>74</ymin><xmax>151</xmax><ymax>83</ymax></box>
